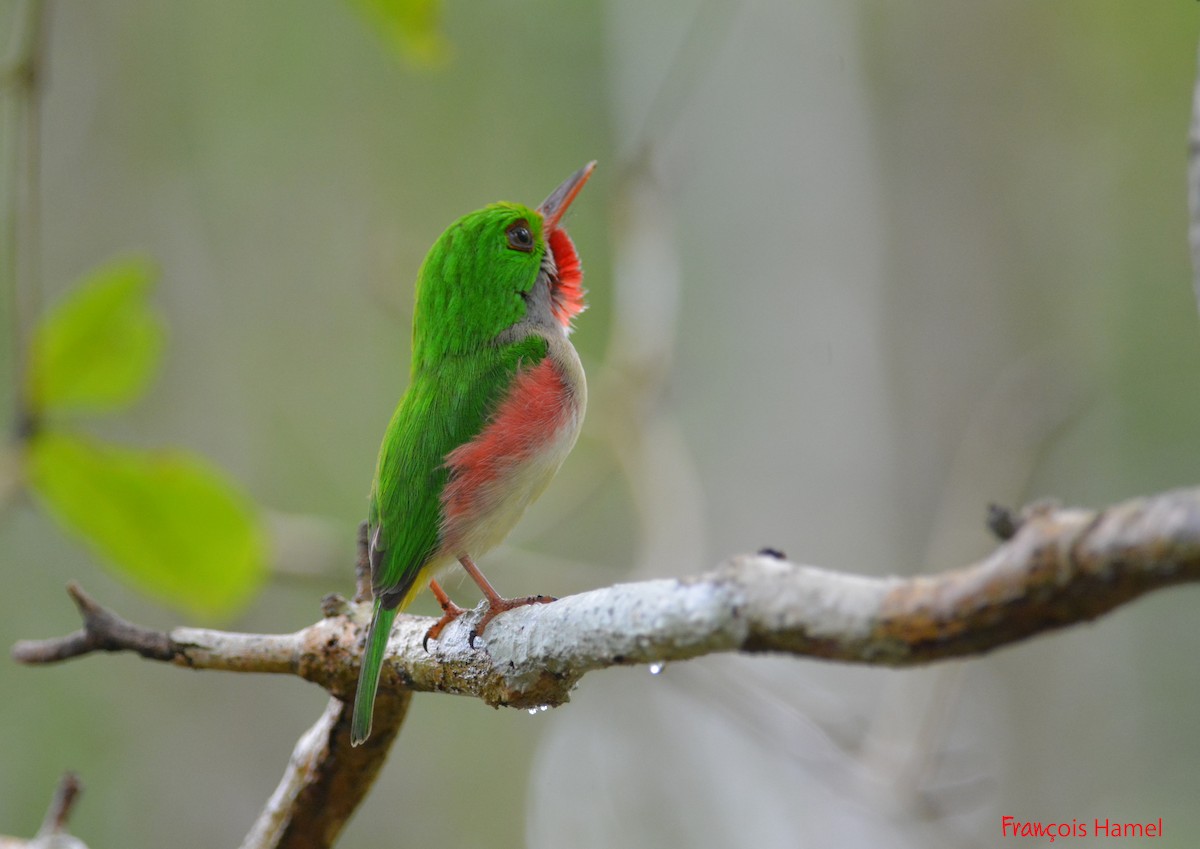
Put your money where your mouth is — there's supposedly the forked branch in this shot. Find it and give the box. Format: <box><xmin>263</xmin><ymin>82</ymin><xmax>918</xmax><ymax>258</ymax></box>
<box><xmin>18</xmin><ymin>486</ymin><xmax>1200</xmax><ymax>695</ymax></box>
<box><xmin>15</xmin><ymin>488</ymin><xmax>1200</xmax><ymax>697</ymax></box>
<box><xmin>13</xmin><ymin>487</ymin><xmax>1200</xmax><ymax>849</ymax></box>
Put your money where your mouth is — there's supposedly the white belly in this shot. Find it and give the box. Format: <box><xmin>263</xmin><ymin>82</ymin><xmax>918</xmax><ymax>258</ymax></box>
<box><xmin>452</xmin><ymin>403</ymin><xmax>582</xmax><ymax>557</ymax></box>
<box><xmin>438</xmin><ymin>334</ymin><xmax>586</xmax><ymax>561</ymax></box>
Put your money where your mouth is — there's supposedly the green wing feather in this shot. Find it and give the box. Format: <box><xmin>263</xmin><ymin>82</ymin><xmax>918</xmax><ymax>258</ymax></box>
<box><xmin>350</xmin><ymin>334</ymin><xmax>548</xmax><ymax>745</ymax></box>
<box><xmin>368</xmin><ymin>333</ymin><xmax>549</xmax><ymax>605</ymax></box>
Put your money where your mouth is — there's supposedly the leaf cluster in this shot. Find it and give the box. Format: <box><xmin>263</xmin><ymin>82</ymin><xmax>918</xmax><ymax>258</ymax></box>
<box><xmin>17</xmin><ymin>260</ymin><xmax>265</xmax><ymax>619</ymax></box>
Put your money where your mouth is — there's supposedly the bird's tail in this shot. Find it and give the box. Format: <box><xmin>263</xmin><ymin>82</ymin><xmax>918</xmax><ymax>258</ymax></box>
<box><xmin>351</xmin><ymin>600</ymin><xmax>397</xmax><ymax>746</ymax></box>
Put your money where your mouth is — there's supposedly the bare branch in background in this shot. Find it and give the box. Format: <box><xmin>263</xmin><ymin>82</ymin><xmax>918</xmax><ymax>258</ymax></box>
<box><xmin>1189</xmin><ymin>36</ymin><xmax>1200</xmax><ymax>309</ymax></box>
<box><xmin>38</xmin><ymin>771</ymin><xmax>82</xmax><ymax>838</ymax></box>
<box><xmin>239</xmin><ymin>696</ymin><xmax>410</xmax><ymax>849</ymax></box>
<box><xmin>12</xmin><ymin>582</ymin><xmax>173</xmax><ymax>664</ymax></box>
<box><xmin>0</xmin><ymin>771</ymin><xmax>88</xmax><ymax>849</ymax></box>
<box><xmin>2</xmin><ymin>0</ymin><xmax>49</xmax><ymax>435</ymax></box>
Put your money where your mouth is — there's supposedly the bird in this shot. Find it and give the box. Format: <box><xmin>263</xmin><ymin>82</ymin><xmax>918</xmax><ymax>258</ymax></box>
<box><xmin>350</xmin><ymin>163</ymin><xmax>595</xmax><ymax>746</ymax></box>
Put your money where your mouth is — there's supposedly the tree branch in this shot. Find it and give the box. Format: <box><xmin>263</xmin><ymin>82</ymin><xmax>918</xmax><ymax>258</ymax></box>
<box><xmin>0</xmin><ymin>771</ymin><xmax>88</xmax><ymax>849</ymax></box>
<box><xmin>13</xmin><ymin>581</ymin><xmax>173</xmax><ymax>663</ymax></box>
<box><xmin>238</xmin><ymin>695</ymin><xmax>410</xmax><ymax>849</ymax></box>
<box><xmin>16</xmin><ymin>488</ymin><xmax>1200</xmax><ymax>689</ymax></box>
<box><xmin>38</xmin><ymin>771</ymin><xmax>82</xmax><ymax>838</ymax></box>
<box><xmin>13</xmin><ymin>486</ymin><xmax>1200</xmax><ymax>847</ymax></box>
<box><xmin>1190</xmin><ymin>33</ymin><xmax>1200</xmax><ymax>307</ymax></box>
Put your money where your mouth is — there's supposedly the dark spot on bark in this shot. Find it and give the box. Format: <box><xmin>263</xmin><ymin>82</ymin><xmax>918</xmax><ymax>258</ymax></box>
<box><xmin>758</xmin><ymin>547</ymin><xmax>786</xmax><ymax>559</ymax></box>
<box><xmin>320</xmin><ymin>593</ymin><xmax>347</xmax><ymax>617</ymax></box>
<box><xmin>986</xmin><ymin>503</ymin><xmax>1019</xmax><ymax>540</ymax></box>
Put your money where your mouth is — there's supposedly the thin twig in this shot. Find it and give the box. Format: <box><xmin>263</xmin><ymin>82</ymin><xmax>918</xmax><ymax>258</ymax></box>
<box><xmin>0</xmin><ymin>771</ymin><xmax>88</xmax><ymax>848</ymax></box>
<box><xmin>1190</xmin><ymin>34</ymin><xmax>1200</xmax><ymax>310</ymax></box>
<box><xmin>2</xmin><ymin>0</ymin><xmax>48</xmax><ymax>437</ymax></box>
<box><xmin>38</xmin><ymin>771</ymin><xmax>82</xmax><ymax>837</ymax></box>
<box><xmin>354</xmin><ymin>520</ymin><xmax>371</xmax><ymax>604</ymax></box>
<box><xmin>12</xmin><ymin>581</ymin><xmax>172</xmax><ymax>663</ymax></box>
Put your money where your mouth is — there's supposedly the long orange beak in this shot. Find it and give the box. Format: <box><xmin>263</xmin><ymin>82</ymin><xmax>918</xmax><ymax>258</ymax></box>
<box><xmin>538</xmin><ymin>161</ymin><xmax>596</xmax><ymax>231</ymax></box>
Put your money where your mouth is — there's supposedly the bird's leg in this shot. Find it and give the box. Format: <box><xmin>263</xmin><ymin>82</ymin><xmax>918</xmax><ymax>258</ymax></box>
<box><xmin>458</xmin><ymin>554</ymin><xmax>555</xmax><ymax>647</ymax></box>
<box><xmin>422</xmin><ymin>579</ymin><xmax>468</xmax><ymax>651</ymax></box>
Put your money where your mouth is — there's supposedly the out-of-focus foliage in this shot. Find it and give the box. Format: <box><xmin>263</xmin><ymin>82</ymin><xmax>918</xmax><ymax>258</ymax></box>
<box><xmin>27</xmin><ymin>259</ymin><xmax>163</xmax><ymax>416</ymax></box>
<box><xmin>19</xmin><ymin>259</ymin><xmax>266</xmax><ymax>619</ymax></box>
<box><xmin>27</xmin><ymin>431</ymin><xmax>266</xmax><ymax>619</ymax></box>
<box><xmin>346</xmin><ymin>0</ymin><xmax>449</xmax><ymax>67</ymax></box>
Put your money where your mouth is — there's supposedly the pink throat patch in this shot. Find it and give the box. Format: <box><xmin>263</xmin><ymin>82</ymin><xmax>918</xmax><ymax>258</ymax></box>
<box><xmin>548</xmin><ymin>228</ymin><xmax>585</xmax><ymax>328</ymax></box>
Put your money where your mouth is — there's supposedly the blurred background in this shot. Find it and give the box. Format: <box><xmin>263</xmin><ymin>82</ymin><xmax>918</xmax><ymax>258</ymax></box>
<box><xmin>2</xmin><ymin>1</ymin><xmax>1200</xmax><ymax>846</ymax></box>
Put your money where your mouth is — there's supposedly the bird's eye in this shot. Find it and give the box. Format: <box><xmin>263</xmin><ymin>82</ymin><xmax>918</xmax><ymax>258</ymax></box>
<box><xmin>506</xmin><ymin>220</ymin><xmax>534</xmax><ymax>252</ymax></box>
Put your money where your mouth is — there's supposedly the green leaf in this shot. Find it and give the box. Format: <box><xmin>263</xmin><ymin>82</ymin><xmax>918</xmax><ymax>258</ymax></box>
<box><xmin>348</xmin><ymin>0</ymin><xmax>450</xmax><ymax>67</ymax></box>
<box><xmin>27</xmin><ymin>431</ymin><xmax>266</xmax><ymax>619</ymax></box>
<box><xmin>28</xmin><ymin>258</ymin><xmax>164</xmax><ymax>416</ymax></box>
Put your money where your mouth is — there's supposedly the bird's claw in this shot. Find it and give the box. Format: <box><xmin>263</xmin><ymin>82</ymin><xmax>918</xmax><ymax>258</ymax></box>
<box><xmin>423</xmin><ymin>588</ymin><xmax>468</xmax><ymax>652</ymax></box>
<box><xmin>467</xmin><ymin>594</ymin><xmax>556</xmax><ymax>648</ymax></box>
<box><xmin>425</xmin><ymin>589</ymin><xmax>557</xmax><ymax>650</ymax></box>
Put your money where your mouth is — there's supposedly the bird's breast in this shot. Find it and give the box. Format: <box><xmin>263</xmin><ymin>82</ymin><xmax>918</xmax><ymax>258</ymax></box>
<box><xmin>438</xmin><ymin>348</ymin><xmax>584</xmax><ymax>558</ymax></box>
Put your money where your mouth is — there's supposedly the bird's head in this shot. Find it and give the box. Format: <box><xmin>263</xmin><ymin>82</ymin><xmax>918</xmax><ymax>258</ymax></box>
<box><xmin>412</xmin><ymin>163</ymin><xmax>595</xmax><ymax>363</ymax></box>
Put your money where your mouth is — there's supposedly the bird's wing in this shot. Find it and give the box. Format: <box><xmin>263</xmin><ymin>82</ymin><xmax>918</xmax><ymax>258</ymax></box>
<box><xmin>367</xmin><ymin>334</ymin><xmax>550</xmax><ymax>609</ymax></box>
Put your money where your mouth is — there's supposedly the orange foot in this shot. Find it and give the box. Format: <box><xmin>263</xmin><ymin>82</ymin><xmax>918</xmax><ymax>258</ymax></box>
<box><xmin>422</xmin><ymin>556</ymin><xmax>558</xmax><ymax>650</ymax></box>
<box><xmin>422</xmin><ymin>579</ymin><xmax>467</xmax><ymax>651</ymax></box>
<box><xmin>468</xmin><ymin>593</ymin><xmax>556</xmax><ymax>648</ymax></box>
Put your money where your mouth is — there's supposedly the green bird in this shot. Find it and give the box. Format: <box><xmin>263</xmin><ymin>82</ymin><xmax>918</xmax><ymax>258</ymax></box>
<box><xmin>351</xmin><ymin>163</ymin><xmax>595</xmax><ymax>746</ymax></box>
